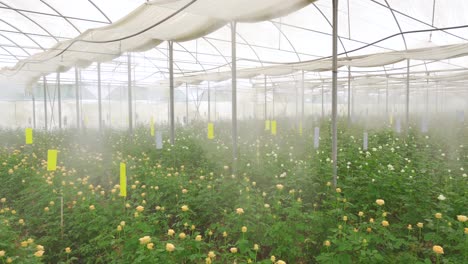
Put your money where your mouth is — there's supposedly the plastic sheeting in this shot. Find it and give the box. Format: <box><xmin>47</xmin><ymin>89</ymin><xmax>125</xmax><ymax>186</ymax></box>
<box><xmin>0</xmin><ymin>0</ymin><xmax>314</xmax><ymax>88</ymax></box>
<box><xmin>164</xmin><ymin>43</ymin><xmax>468</xmax><ymax>87</ymax></box>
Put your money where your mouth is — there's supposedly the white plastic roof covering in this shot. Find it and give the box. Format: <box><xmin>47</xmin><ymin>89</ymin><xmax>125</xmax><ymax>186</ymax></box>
<box><xmin>164</xmin><ymin>43</ymin><xmax>468</xmax><ymax>86</ymax></box>
<box><xmin>0</xmin><ymin>0</ymin><xmax>314</xmax><ymax>87</ymax></box>
<box><xmin>1</xmin><ymin>0</ymin><xmax>468</xmax><ymax>94</ymax></box>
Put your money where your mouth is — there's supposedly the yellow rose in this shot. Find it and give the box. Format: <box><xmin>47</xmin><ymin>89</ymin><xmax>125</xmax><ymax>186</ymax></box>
<box><xmin>253</xmin><ymin>244</ymin><xmax>259</xmax><ymax>251</ymax></box>
<box><xmin>6</xmin><ymin>257</ymin><xmax>12</xmax><ymax>263</ymax></box>
<box><xmin>236</xmin><ymin>208</ymin><xmax>244</xmax><ymax>215</ymax></box>
<box><xmin>335</xmin><ymin>188</ymin><xmax>342</xmax><ymax>193</ymax></box>
<box><xmin>179</xmin><ymin>233</ymin><xmax>186</xmax><ymax>239</ymax></box>
<box><xmin>464</xmin><ymin>227</ymin><xmax>468</xmax><ymax>235</ymax></box>
<box><xmin>407</xmin><ymin>224</ymin><xmax>412</xmax><ymax>230</ymax></box>
<box><xmin>271</xmin><ymin>256</ymin><xmax>276</xmax><ymax>262</ymax></box>
<box><xmin>166</xmin><ymin>243</ymin><xmax>175</xmax><ymax>252</ymax></box>
<box><xmin>324</xmin><ymin>240</ymin><xmax>331</xmax><ymax>247</ymax></box>
<box><xmin>457</xmin><ymin>215</ymin><xmax>467</xmax><ymax>222</ymax></box>
<box><xmin>230</xmin><ymin>247</ymin><xmax>238</xmax><ymax>253</ymax></box>
<box><xmin>276</xmin><ymin>184</ymin><xmax>284</xmax><ymax>191</ymax></box>
<box><xmin>181</xmin><ymin>205</ymin><xmax>189</xmax><ymax>212</ymax></box>
<box><xmin>0</xmin><ymin>250</ymin><xmax>5</xmax><ymax>257</ymax></box>
<box><xmin>241</xmin><ymin>226</ymin><xmax>247</xmax><ymax>233</ymax></box>
<box><xmin>417</xmin><ymin>222</ymin><xmax>424</xmax><ymax>228</ymax></box>
<box><xmin>195</xmin><ymin>235</ymin><xmax>202</xmax><ymax>241</ymax></box>
<box><xmin>435</xmin><ymin>213</ymin><xmax>442</xmax><ymax>219</ymax></box>
<box><xmin>208</xmin><ymin>251</ymin><xmax>216</xmax><ymax>259</ymax></box>
<box><xmin>36</xmin><ymin>245</ymin><xmax>44</xmax><ymax>251</ymax></box>
<box><xmin>20</xmin><ymin>241</ymin><xmax>28</xmax><ymax>247</ymax></box>
<box><xmin>167</xmin><ymin>229</ymin><xmax>175</xmax><ymax>236</ymax></box>
<box><xmin>276</xmin><ymin>261</ymin><xmax>286</xmax><ymax>264</ymax></box>
<box><xmin>381</xmin><ymin>220</ymin><xmax>389</xmax><ymax>227</ymax></box>
<box><xmin>433</xmin><ymin>245</ymin><xmax>444</xmax><ymax>254</ymax></box>
<box><xmin>147</xmin><ymin>243</ymin><xmax>154</xmax><ymax>250</ymax></box>
<box><xmin>375</xmin><ymin>199</ymin><xmax>385</xmax><ymax>206</ymax></box>
<box><xmin>34</xmin><ymin>250</ymin><xmax>44</xmax><ymax>257</ymax></box>
<box><xmin>222</xmin><ymin>231</ymin><xmax>228</xmax><ymax>237</ymax></box>
<box><xmin>358</xmin><ymin>211</ymin><xmax>364</xmax><ymax>217</ymax></box>
<box><xmin>343</xmin><ymin>216</ymin><xmax>348</xmax><ymax>222</ymax></box>
<box><xmin>65</xmin><ymin>247</ymin><xmax>71</xmax><ymax>254</ymax></box>
<box><xmin>139</xmin><ymin>236</ymin><xmax>151</xmax><ymax>245</ymax></box>
<box><xmin>89</xmin><ymin>205</ymin><xmax>95</xmax><ymax>210</ymax></box>
<box><xmin>136</xmin><ymin>206</ymin><xmax>144</xmax><ymax>212</ymax></box>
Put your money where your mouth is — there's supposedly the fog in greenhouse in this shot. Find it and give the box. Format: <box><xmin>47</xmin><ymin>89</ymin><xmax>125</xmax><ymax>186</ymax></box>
<box><xmin>0</xmin><ymin>0</ymin><xmax>467</xmax><ymax>263</ymax></box>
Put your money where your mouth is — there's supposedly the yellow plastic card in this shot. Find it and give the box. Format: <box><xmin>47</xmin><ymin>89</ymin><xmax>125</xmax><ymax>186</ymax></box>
<box><xmin>47</xmin><ymin>150</ymin><xmax>57</xmax><ymax>171</ymax></box>
<box><xmin>150</xmin><ymin>117</ymin><xmax>155</xmax><ymax>136</ymax></box>
<box><xmin>207</xmin><ymin>123</ymin><xmax>214</xmax><ymax>139</ymax></box>
<box><xmin>120</xmin><ymin>163</ymin><xmax>127</xmax><ymax>197</ymax></box>
<box><xmin>25</xmin><ymin>128</ymin><xmax>33</xmax><ymax>144</ymax></box>
<box><xmin>265</xmin><ymin>120</ymin><xmax>270</xmax><ymax>131</ymax></box>
<box><xmin>271</xmin><ymin>120</ymin><xmax>277</xmax><ymax>135</ymax></box>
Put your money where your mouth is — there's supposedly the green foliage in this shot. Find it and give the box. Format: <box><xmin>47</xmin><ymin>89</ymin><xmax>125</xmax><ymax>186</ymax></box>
<box><xmin>0</xmin><ymin>119</ymin><xmax>466</xmax><ymax>263</ymax></box>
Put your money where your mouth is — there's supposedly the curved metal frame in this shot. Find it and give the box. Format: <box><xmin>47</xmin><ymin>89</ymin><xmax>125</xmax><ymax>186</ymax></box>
<box><xmin>0</xmin><ymin>1</ymin><xmax>59</xmax><ymax>42</ymax></box>
<box><xmin>40</xmin><ymin>0</ymin><xmax>81</xmax><ymax>34</ymax></box>
<box><xmin>0</xmin><ymin>18</ymin><xmax>46</xmax><ymax>50</ymax></box>
<box><xmin>0</xmin><ymin>33</ymin><xmax>31</xmax><ymax>55</ymax></box>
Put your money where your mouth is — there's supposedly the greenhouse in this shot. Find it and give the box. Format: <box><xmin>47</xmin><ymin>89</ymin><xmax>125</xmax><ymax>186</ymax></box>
<box><xmin>0</xmin><ymin>0</ymin><xmax>467</xmax><ymax>263</ymax></box>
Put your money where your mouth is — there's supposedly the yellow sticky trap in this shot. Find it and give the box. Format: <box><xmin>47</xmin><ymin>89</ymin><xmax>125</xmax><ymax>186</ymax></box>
<box><xmin>25</xmin><ymin>128</ymin><xmax>33</xmax><ymax>144</ymax></box>
<box><xmin>299</xmin><ymin>122</ymin><xmax>303</xmax><ymax>136</ymax></box>
<box><xmin>207</xmin><ymin>122</ymin><xmax>214</xmax><ymax>139</ymax></box>
<box><xmin>271</xmin><ymin>120</ymin><xmax>277</xmax><ymax>135</ymax></box>
<box><xmin>47</xmin><ymin>150</ymin><xmax>57</xmax><ymax>171</ymax></box>
<box><xmin>120</xmin><ymin>163</ymin><xmax>127</xmax><ymax>197</ymax></box>
<box><xmin>389</xmin><ymin>115</ymin><xmax>393</xmax><ymax>125</ymax></box>
<box><xmin>150</xmin><ymin>117</ymin><xmax>155</xmax><ymax>136</ymax></box>
<box><xmin>265</xmin><ymin>120</ymin><xmax>270</xmax><ymax>131</ymax></box>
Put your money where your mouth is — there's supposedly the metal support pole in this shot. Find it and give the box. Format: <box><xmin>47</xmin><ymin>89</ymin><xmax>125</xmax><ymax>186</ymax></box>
<box><xmin>272</xmin><ymin>84</ymin><xmax>275</xmax><ymax>118</ymax></box>
<box><xmin>127</xmin><ymin>54</ymin><xmax>133</xmax><ymax>133</ymax></box>
<box><xmin>43</xmin><ymin>76</ymin><xmax>48</xmax><ymax>131</ymax></box>
<box><xmin>405</xmin><ymin>59</ymin><xmax>410</xmax><ymax>129</ymax></box>
<box><xmin>264</xmin><ymin>75</ymin><xmax>267</xmax><ymax>121</ymax></box>
<box><xmin>98</xmin><ymin>62</ymin><xmax>103</xmax><ymax>131</ymax></box>
<box><xmin>57</xmin><ymin>72</ymin><xmax>62</xmax><ymax>130</ymax></box>
<box><xmin>425</xmin><ymin>75</ymin><xmax>429</xmax><ymax>117</ymax></box>
<box><xmin>347</xmin><ymin>66</ymin><xmax>351</xmax><ymax>124</ymax></box>
<box><xmin>75</xmin><ymin>68</ymin><xmax>80</xmax><ymax>129</ymax></box>
<box><xmin>295</xmin><ymin>76</ymin><xmax>298</xmax><ymax>128</ymax></box>
<box><xmin>386</xmin><ymin>77</ymin><xmax>389</xmax><ymax>116</ymax></box>
<box><xmin>169</xmin><ymin>41</ymin><xmax>175</xmax><ymax>144</ymax></box>
<box><xmin>321</xmin><ymin>84</ymin><xmax>324</xmax><ymax>118</ymax></box>
<box><xmin>186</xmin><ymin>83</ymin><xmax>189</xmax><ymax>125</ymax></box>
<box><xmin>301</xmin><ymin>70</ymin><xmax>305</xmax><ymax>127</ymax></box>
<box><xmin>331</xmin><ymin>0</ymin><xmax>339</xmax><ymax>187</ymax></box>
<box><xmin>208</xmin><ymin>82</ymin><xmax>211</xmax><ymax>122</ymax></box>
<box><xmin>32</xmin><ymin>95</ymin><xmax>36</xmax><ymax>129</ymax></box>
<box><xmin>231</xmin><ymin>21</ymin><xmax>238</xmax><ymax>166</ymax></box>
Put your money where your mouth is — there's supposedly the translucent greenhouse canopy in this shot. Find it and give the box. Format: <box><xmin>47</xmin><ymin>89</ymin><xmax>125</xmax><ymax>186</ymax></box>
<box><xmin>2</xmin><ymin>0</ymin><xmax>468</xmax><ymax>92</ymax></box>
